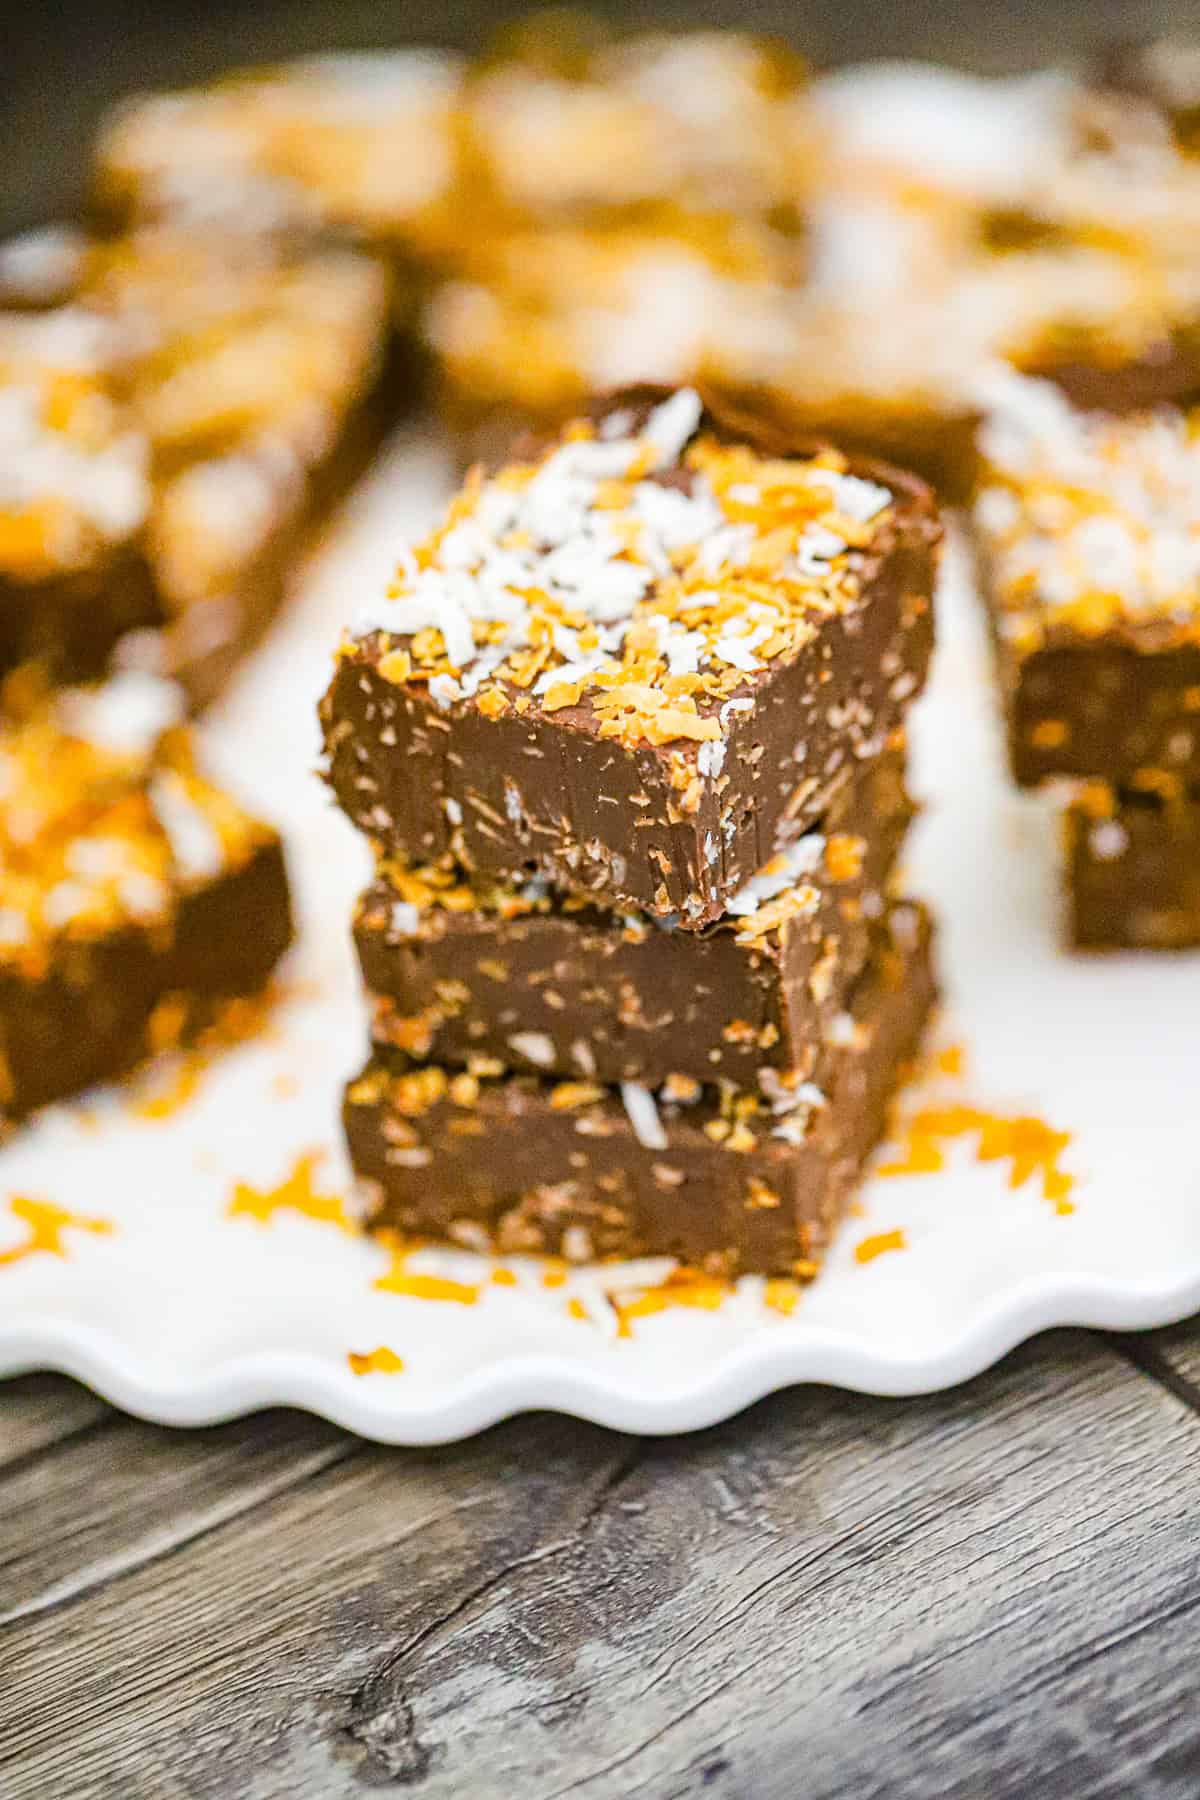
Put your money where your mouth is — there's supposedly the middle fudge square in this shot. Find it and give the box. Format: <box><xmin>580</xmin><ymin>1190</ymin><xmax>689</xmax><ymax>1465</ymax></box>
<box><xmin>356</xmin><ymin>744</ymin><xmax>912</xmax><ymax>1089</ymax></box>
<box><xmin>344</xmin><ymin>904</ymin><xmax>936</xmax><ymax>1276</ymax></box>
<box><xmin>322</xmin><ymin>384</ymin><xmax>940</xmax><ymax>926</ymax></box>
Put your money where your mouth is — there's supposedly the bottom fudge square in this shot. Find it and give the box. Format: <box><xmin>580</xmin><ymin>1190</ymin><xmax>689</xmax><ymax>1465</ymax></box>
<box><xmin>343</xmin><ymin>905</ymin><xmax>935</xmax><ymax>1280</ymax></box>
<box><xmin>0</xmin><ymin>675</ymin><xmax>292</xmax><ymax>1122</ymax></box>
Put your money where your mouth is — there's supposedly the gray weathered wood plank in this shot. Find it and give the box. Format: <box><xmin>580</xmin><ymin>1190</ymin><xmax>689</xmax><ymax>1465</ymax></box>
<box><xmin>2</xmin><ymin>1330</ymin><xmax>1199</xmax><ymax>1799</ymax></box>
<box><xmin>0</xmin><ymin>1406</ymin><xmax>358</xmax><ymax>1626</ymax></box>
<box><xmin>0</xmin><ymin>1373</ymin><xmax>110</xmax><ymax>1474</ymax></box>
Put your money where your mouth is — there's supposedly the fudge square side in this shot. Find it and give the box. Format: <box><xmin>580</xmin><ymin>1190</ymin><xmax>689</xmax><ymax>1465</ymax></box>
<box><xmin>0</xmin><ymin>228</ymin><xmax>394</xmax><ymax>708</ymax></box>
<box><xmin>321</xmin><ymin>384</ymin><xmax>940</xmax><ymax>926</ymax></box>
<box><xmin>1066</xmin><ymin>781</ymin><xmax>1200</xmax><ymax>950</ymax></box>
<box><xmin>972</xmin><ymin>369</ymin><xmax>1200</xmax><ymax>789</ymax></box>
<box><xmin>357</xmin><ymin>743</ymin><xmax>912</xmax><ymax>1089</ymax></box>
<box><xmin>344</xmin><ymin>904</ymin><xmax>935</xmax><ymax>1279</ymax></box>
<box><xmin>0</xmin><ymin>676</ymin><xmax>292</xmax><ymax>1123</ymax></box>
<box><xmin>0</xmin><ymin>301</ymin><xmax>157</xmax><ymax>683</ymax></box>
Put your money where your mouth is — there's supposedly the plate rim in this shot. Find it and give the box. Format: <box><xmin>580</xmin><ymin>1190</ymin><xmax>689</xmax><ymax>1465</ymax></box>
<box><xmin>4</xmin><ymin>1268</ymin><xmax>1198</xmax><ymax>1443</ymax></box>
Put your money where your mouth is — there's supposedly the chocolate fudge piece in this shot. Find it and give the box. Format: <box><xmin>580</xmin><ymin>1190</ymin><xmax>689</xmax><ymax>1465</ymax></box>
<box><xmin>92</xmin><ymin>51</ymin><xmax>463</xmax><ymax>259</ymax></box>
<box><xmin>1016</xmin><ymin>323</ymin><xmax>1200</xmax><ymax>416</ymax></box>
<box><xmin>0</xmin><ymin>230</ymin><xmax>393</xmax><ymax>708</ymax></box>
<box><xmin>357</xmin><ymin>746</ymin><xmax>912</xmax><ymax>1087</ymax></box>
<box><xmin>457</xmin><ymin>24</ymin><xmax>812</xmax><ymax>234</ymax></box>
<box><xmin>1066</xmin><ymin>782</ymin><xmax>1200</xmax><ymax>950</ymax></box>
<box><xmin>344</xmin><ymin>904</ymin><xmax>935</xmax><ymax>1278</ymax></box>
<box><xmin>85</xmin><ymin>233</ymin><xmax>395</xmax><ymax>705</ymax></box>
<box><xmin>0</xmin><ymin>304</ymin><xmax>156</xmax><ymax>683</ymax></box>
<box><xmin>972</xmin><ymin>369</ymin><xmax>1200</xmax><ymax>788</ymax></box>
<box><xmin>965</xmin><ymin>43</ymin><xmax>1200</xmax><ymax>263</ymax></box>
<box><xmin>322</xmin><ymin>385</ymin><xmax>940</xmax><ymax>926</ymax></box>
<box><xmin>1083</xmin><ymin>39</ymin><xmax>1200</xmax><ymax>159</ymax></box>
<box><xmin>425</xmin><ymin>215</ymin><xmax>804</xmax><ymax>470</ymax></box>
<box><xmin>0</xmin><ymin>675</ymin><xmax>292</xmax><ymax>1121</ymax></box>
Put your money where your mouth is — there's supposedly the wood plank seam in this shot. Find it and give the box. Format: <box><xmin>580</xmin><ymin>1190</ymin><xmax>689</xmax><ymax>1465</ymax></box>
<box><xmin>1111</xmin><ymin>1336</ymin><xmax>1200</xmax><ymax>1418</ymax></box>
<box><xmin>0</xmin><ymin>1435</ymin><xmax>366</xmax><ymax>1629</ymax></box>
<box><xmin>336</xmin><ymin>1438</ymin><xmax>640</xmax><ymax>1784</ymax></box>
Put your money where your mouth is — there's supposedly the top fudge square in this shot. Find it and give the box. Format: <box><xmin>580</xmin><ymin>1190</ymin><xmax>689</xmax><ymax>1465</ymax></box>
<box><xmin>321</xmin><ymin>386</ymin><xmax>940</xmax><ymax>926</ymax></box>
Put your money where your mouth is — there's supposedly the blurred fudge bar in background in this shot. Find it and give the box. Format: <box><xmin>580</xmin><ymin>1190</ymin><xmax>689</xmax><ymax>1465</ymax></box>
<box><xmin>0</xmin><ymin>224</ymin><xmax>391</xmax><ymax>708</ymax></box>
<box><xmin>454</xmin><ymin>18</ymin><xmax>814</xmax><ymax>237</ymax></box>
<box><xmin>1066</xmin><ymin>783</ymin><xmax>1200</xmax><ymax>951</ymax></box>
<box><xmin>0</xmin><ymin>673</ymin><xmax>291</xmax><ymax>1125</ymax></box>
<box><xmin>972</xmin><ymin>366</ymin><xmax>1200</xmax><ymax>947</ymax></box>
<box><xmin>423</xmin><ymin>16</ymin><xmax>814</xmax><ymax>465</ymax></box>
<box><xmin>425</xmin><ymin>214</ymin><xmax>803</xmax><ymax>470</ymax></box>
<box><xmin>812</xmin><ymin>45</ymin><xmax>1200</xmax><ymax>265</ymax></box>
<box><xmin>91</xmin><ymin>49</ymin><xmax>464</xmax><ymax>268</ymax></box>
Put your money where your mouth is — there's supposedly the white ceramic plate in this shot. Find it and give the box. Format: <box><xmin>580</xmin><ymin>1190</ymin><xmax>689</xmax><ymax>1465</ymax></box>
<box><xmin>2</xmin><ymin>429</ymin><xmax>1198</xmax><ymax>1444</ymax></box>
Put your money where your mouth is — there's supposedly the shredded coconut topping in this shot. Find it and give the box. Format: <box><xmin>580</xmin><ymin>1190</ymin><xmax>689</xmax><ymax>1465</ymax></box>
<box><xmin>0</xmin><ymin>362</ymin><xmax>149</xmax><ymax>576</ymax></box>
<box><xmin>975</xmin><ymin>368</ymin><xmax>1200</xmax><ymax>644</ymax></box>
<box><xmin>508</xmin><ymin>1030</ymin><xmax>556</xmax><ymax>1068</ymax></box>
<box><xmin>727</xmin><ymin>834</ymin><xmax>827</xmax><ymax>916</ymax></box>
<box><xmin>96</xmin><ymin>49</ymin><xmax>462</xmax><ymax>234</ymax></box>
<box><xmin>0</xmin><ymin>692</ymin><xmax>267</xmax><ymax>965</ymax></box>
<box><xmin>348</xmin><ymin>389</ymin><xmax>891</xmax><ymax>752</ymax></box>
<box><xmin>55</xmin><ymin>672</ymin><xmax>184</xmax><ymax>756</ymax></box>
<box><xmin>621</xmin><ymin>1080</ymin><xmax>669</xmax><ymax>1150</ymax></box>
<box><xmin>464</xmin><ymin>30</ymin><xmax>809</xmax><ymax>220</ymax></box>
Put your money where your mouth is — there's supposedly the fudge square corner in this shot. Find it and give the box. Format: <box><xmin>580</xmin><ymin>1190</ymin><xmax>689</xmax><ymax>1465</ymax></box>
<box><xmin>320</xmin><ymin>385</ymin><xmax>942</xmax><ymax>926</ymax></box>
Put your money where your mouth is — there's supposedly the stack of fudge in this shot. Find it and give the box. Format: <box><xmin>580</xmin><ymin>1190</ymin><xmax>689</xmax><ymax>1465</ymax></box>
<box><xmin>973</xmin><ymin>369</ymin><xmax>1200</xmax><ymax>949</ymax></box>
<box><xmin>321</xmin><ymin>387</ymin><xmax>942</xmax><ymax>1277</ymax></box>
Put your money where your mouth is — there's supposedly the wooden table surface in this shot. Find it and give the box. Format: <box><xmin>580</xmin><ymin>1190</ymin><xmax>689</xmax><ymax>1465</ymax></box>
<box><xmin>3</xmin><ymin>1322</ymin><xmax>1199</xmax><ymax>1797</ymax></box>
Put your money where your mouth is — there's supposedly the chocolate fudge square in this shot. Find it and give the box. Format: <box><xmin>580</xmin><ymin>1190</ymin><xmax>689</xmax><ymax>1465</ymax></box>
<box><xmin>357</xmin><ymin>744</ymin><xmax>912</xmax><ymax>1088</ymax></box>
<box><xmin>0</xmin><ymin>302</ymin><xmax>157</xmax><ymax>683</ymax></box>
<box><xmin>344</xmin><ymin>903</ymin><xmax>935</xmax><ymax>1279</ymax></box>
<box><xmin>0</xmin><ymin>227</ymin><xmax>393</xmax><ymax>708</ymax></box>
<box><xmin>322</xmin><ymin>384</ymin><xmax>940</xmax><ymax>925</ymax></box>
<box><xmin>0</xmin><ymin>674</ymin><xmax>292</xmax><ymax>1122</ymax></box>
<box><xmin>426</xmin><ymin>212</ymin><xmax>805</xmax><ymax>473</ymax></box>
<box><xmin>92</xmin><ymin>51</ymin><xmax>464</xmax><ymax>259</ymax></box>
<box><xmin>456</xmin><ymin>23</ymin><xmax>812</xmax><ymax>234</ymax></box>
<box><xmin>973</xmin><ymin>369</ymin><xmax>1200</xmax><ymax>788</ymax></box>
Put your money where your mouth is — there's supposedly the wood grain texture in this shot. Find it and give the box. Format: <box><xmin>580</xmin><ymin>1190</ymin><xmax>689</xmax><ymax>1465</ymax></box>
<box><xmin>0</xmin><ymin>1373</ymin><xmax>109</xmax><ymax>1474</ymax></box>
<box><xmin>3</xmin><ymin>1327</ymin><xmax>1200</xmax><ymax>1800</ymax></box>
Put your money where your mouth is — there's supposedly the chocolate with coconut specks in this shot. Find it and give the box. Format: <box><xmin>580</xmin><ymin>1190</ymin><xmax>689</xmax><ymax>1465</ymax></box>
<box><xmin>0</xmin><ymin>679</ymin><xmax>292</xmax><ymax>1123</ymax></box>
<box><xmin>972</xmin><ymin>368</ymin><xmax>1200</xmax><ymax>790</ymax></box>
<box><xmin>356</xmin><ymin>745</ymin><xmax>912</xmax><ymax>1088</ymax></box>
<box><xmin>344</xmin><ymin>904</ymin><xmax>935</xmax><ymax>1279</ymax></box>
<box><xmin>1066</xmin><ymin>781</ymin><xmax>1200</xmax><ymax>950</ymax></box>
